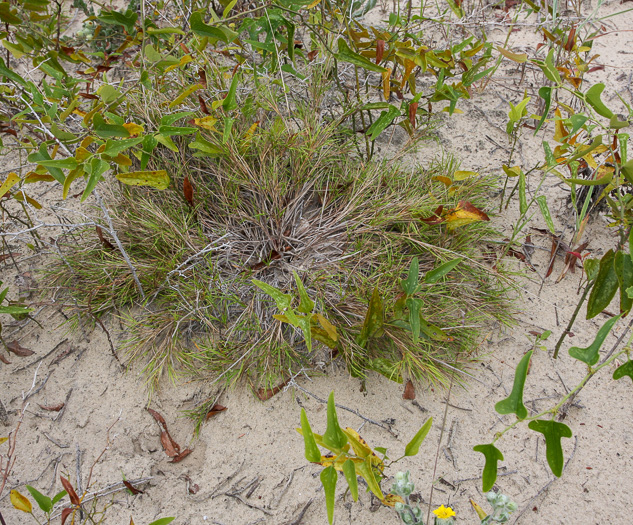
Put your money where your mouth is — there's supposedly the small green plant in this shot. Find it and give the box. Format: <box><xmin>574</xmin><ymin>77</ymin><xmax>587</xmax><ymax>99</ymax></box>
<box><xmin>298</xmin><ymin>391</ymin><xmax>432</xmax><ymax>524</ymax></box>
<box><xmin>470</xmin><ymin>492</ymin><xmax>517</xmax><ymax>524</ymax></box>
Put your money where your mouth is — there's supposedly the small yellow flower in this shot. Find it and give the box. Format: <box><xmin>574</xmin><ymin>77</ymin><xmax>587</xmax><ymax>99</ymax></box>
<box><xmin>433</xmin><ymin>505</ymin><xmax>456</xmax><ymax>519</ymax></box>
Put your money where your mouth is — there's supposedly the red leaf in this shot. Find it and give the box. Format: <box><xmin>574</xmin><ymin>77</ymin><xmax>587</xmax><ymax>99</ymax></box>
<box><xmin>376</xmin><ymin>40</ymin><xmax>385</xmax><ymax>64</ymax></box>
<box><xmin>61</xmin><ymin>508</ymin><xmax>73</xmax><ymax>525</ymax></box>
<box><xmin>403</xmin><ymin>379</ymin><xmax>416</xmax><ymax>400</ymax></box>
<box><xmin>79</xmin><ymin>93</ymin><xmax>99</xmax><ymax>99</ymax></box>
<box><xmin>256</xmin><ymin>379</ymin><xmax>289</xmax><ymax>401</ymax></box>
<box><xmin>188</xmin><ymin>483</ymin><xmax>200</xmax><ymax>494</ymax></box>
<box><xmin>60</xmin><ymin>476</ymin><xmax>81</xmax><ymax>506</ymax></box>
<box><xmin>0</xmin><ymin>353</ymin><xmax>10</xmax><ymax>364</ymax></box>
<box><xmin>170</xmin><ymin>448</ymin><xmax>193</xmax><ymax>463</ymax></box>
<box><xmin>7</xmin><ymin>340</ymin><xmax>34</xmax><ymax>357</ymax></box>
<box><xmin>307</xmin><ymin>50</ymin><xmax>318</xmax><ymax>62</ymax></box>
<box><xmin>409</xmin><ymin>102</ymin><xmax>418</xmax><ymax>129</ymax></box>
<box><xmin>564</xmin><ymin>26</ymin><xmax>576</xmax><ymax>52</ymax></box>
<box><xmin>198</xmin><ymin>69</ymin><xmax>207</xmax><ymax>87</ymax></box>
<box><xmin>39</xmin><ymin>403</ymin><xmax>64</xmax><ymax>412</ymax></box>
<box><xmin>420</xmin><ymin>205</ymin><xmax>445</xmax><ymax>224</ymax></box>
<box><xmin>183</xmin><ymin>176</ymin><xmax>194</xmax><ymax>207</ymax></box>
<box><xmin>587</xmin><ymin>65</ymin><xmax>605</xmax><ymax>73</ymax></box>
<box><xmin>146</xmin><ymin>407</ymin><xmax>167</xmax><ymax>427</ymax></box>
<box><xmin>123</xmin><ymin>480</ymin><xmax>144</xmax><ymax>495</ymax></box>
<box><xmin>205</xmin><ymin>404</ymin><xmax>227</xmax><ymax>420</ymax></box>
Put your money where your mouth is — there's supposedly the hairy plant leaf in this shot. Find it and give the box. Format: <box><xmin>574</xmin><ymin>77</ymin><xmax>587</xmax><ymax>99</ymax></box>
<box><xmin>473</xmin><ymin>444</ymin><xmax>504</xmax><ymax>492</ymax></box>
<box><xmin>320</xmin><ymin>465</ymin><xmax>337</xmax><ymax>525</ymax></box>
<box><xmin>116</xmin><ymin>170</ymin><xmax>170</xmax><ymax>190</ymax></box>
<box><xmin>424</xmin><ymin>258</ymin><xmax>462</xmax><ymax>283</ymax></box>
<box><xmin>613</xmin><ymin>360</ymin><xmax>633</xmax><ymax>383</ymax></box>
<box><xmin>569</xmin><ymin>313</ymin><xmax>622</xmax><ymax>366</ymax></box>
<box><xmin>26</xmin><ymin>485</ymin><xmax>52</xmax><ymax>513</ymax></box>
<box><xmin>615</xmin><ymin>252</ymin><xmax>633</xmax><ymax>315</ymax></box>
<box><xmin>300</xmin><ymin>408</ymin><xmax>321</xmax><ymax>462</ymax></box>
<box><xmin>586</xmin><ymin>250</ymin><xmax>619</xmax><ymax>319</ymax></box>
<box><xmin>342</xmin><ymin>459</ymin><xmax>358</xmax><ymax>501</ymax></box>
<box><xmin>404</xmin><ymin>417</ymin><xmax>433</xmax><ymax>456</ymax></box>
<box><xmin>495</xmin><ymin>350</ymin><xmax>532</xmax><ymax>419</ymax></box>
<box><xmin>407</xmin><ymin>297</ymin><xmax>423</xmax><ymax>343</ymax></box>
<box><xmin>528</xmin><ymin>419</ymin><xmax>572</xmax><ymax>477</ymax></box>
<box><xmin>336</xmin><ymin>38</ymin><xmax>387</xmax><ymax>73</ymax></box>
<box><xmin>322</xmin><ymin>392</ymin><xmax>347</xmax><ymax>451</ymax></box>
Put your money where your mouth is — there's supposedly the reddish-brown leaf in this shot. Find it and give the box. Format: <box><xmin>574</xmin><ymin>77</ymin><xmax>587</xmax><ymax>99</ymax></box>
<box><xmin>403</xmin><ymin>379</ymin><xmax>416</xmax><ymax>400</ymax></box>
<box><xmin>198</xmin><ymin>69</ymin><xmax>207</xmax><ymax>87</ymax></box>
<box><xmin>183</xmin><ymin>176</ymin><xmax>194</xmax><ymax>207</ymax></box>
<box><xmin>0</xmin><ymin>353</ymin><xmax>10</xmax><ymax>364</ymax></box>
<box><xmin>198</xmin><ymin>95</ymin><xmax>210</xmax><ymax>115</ymax></box>
<box><xmin>7</xmin><ymin>340</ymin><xmax>34</xmax><ymax>357</ymax></box>
<box><xmin>60</xmin><ymin>476</ymin><xmax>81</xmax><ymax>506</ymax></box>
<box><xmin>587</xmin><ymin>65</ymin><xmax>605</xmax><ymax>73</ymax></box>
<box><xmin>256</xmin><ymin>379</ymin><xmax>289</xmax><ymax>401</ymax></box>
<box><xmin>78</xmin><ymin>93</ymin><xmax>99</xmax><ymax>99</ymax></box>
<box><xmin>564</xmin><ymin>26</ymin><xmax>576</xmax><ymax>52</ymax></box>
<box><xmin>95</xmin><ymin>65</ymin><xmax>113</xmax><ymax>73</ymax></box>
<box><xmin>188</xmin><ymin>483</ymin><xmax>200</xmax><ymax>494</ymax></box>
<box><xmin>0</xmin><ymin>126</ymin><xmax>17</xmax><ymax>137</ymax></box>
<box><xmin>205</xmin><ymin>404</ymin><xmax>227</xmax><ymax>420</ymax></box>
<box><xmin>160</xmin><ymin>430</ymin><xmax>180</xmax><ymax>457</ymax></box>
<box><xmin>60</xmin><ymin>45</ymin><xmax>76</xmax><ymax>55</ymax></box>
<box><xmin>39</xmin><ymin>403</ymin><xmax>64</xmax><ymax>412</ymax></box>
<box><xmin>409</xmin><ymin>102</ymin><xmax>418</xmax><ymax>129</ymax></box>
<box><xmin>376</xmin><ymin>40</ymin><xmax>385</xmax><ymax>64</ymax></box>
<box><xmin>545</xmin><ymin>236</ymin><xmax>560</xmax><ymax>278</ymax></box>
<box><xmin>123</xmin><ymin>480</ymin><xmax>144</xmax><ymax>495</ymax></box>
<box><xmin>61</xmin><ymin>508</ymin><xmax>73</xmax><ymax>525</ymax></box>
<box><xmin>170</xmin><ymin>448</ymin><xmax>193</xmax><ymax>463</ymax></box>
<box><xmin>146</xmin><ymin>407</ymin><xmax>167</xmax><ymax>427</ymax></box>
<box><xmin>95</xmin><ymin>226</ymin><xmax>115</xmax><ymax>250</ymax></box>
<box><xmin>420</xmin><ymin>205</ymin><xmax>445</xmax><ymax>224</ymax></box>
<box><xmin>0</xmin><ymin>252</ymin><xmax>20</xmax><ymax>262</ymax></box>
<box><xmin>307</xmin><ymin>50</ymin><xmax>318</xmax><ymax>62</ymax></box>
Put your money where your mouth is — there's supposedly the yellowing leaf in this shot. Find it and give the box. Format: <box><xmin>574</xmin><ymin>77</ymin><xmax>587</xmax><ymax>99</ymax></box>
<box><xmin>497</xmin><ymin>46</ymin><xmax>527</xmax><ymax>63</ymax></box>
<box><xmin>316</xmin><ymin>313</ymin><xmax>338</xmax><ymax>342</ymax></box>
<box><xmin>502</xmin><ymin>165</ymin><xmax>521</xmax><ymax>178</ymax></box>
<box><xmin>11</xmin><ymin>490</ymin><xmax>32</xmax><ymax>513</ymax></box>
<box><xmin>453</xmin><ymin>170</ymin><xmax>478</xmax><ymax>180</ymax></box>
<box><xmin>123</xmin><ymin>123</ymin><xmax>144</xmax><ymax>136</ymax></box>
<box><xmin>382</xmin><ymin>494</ymin><xmax>405</xmax><ymax>507</ymax></box>
<box><xmin>0</xmin><ymin>172</ymin><xmax>19</xmax><ymax>199</ymax></box>
<box><xmin>553</xmin><ymin>108</ymin><xmax>569</xmax><ymax>143</ymax></box>
<box><xmin>13</xmin><ymin>191</ymin><xmax>42</xmax><ymax>209</ymax></box>
<box><xmin>243</xmin><ymin>121</ymin><xmax>259</xmax><ymax>142</ymax></box>
<box><xmin>382</xmin><ymin>68</ymin><xmax>391</xmax><ymax>101</ymax></box>
<box><xmin>23</xmin><ymin>172</ymin><xmax>55</xmax><ymax>183</ymax></box>
<box><xmin>169</xmin><ymin>84</ymin><xmax>204</xmax><ymax>108</ymax></box>
<box><xmin>75</xmin><ymin>146</ymin><xmax>92</xmax><ymax>161</ymax></box>
<box><xmin>444</xmin><ymin>201</ymin><xmax>490</xmax><ymax>230</ymax></box>
<box><xmin>432</xmin><ymin>175</ymin><xmax>452</xmax><ymax>187</ymax></box>
<box><xmin>0</xmin><ymin>437</ymin><xmax>8</xmax><ymax>445</ymax></box>
<box><xmin>193</xmin><ymin>116</ymin><xmax>218</xmax><ymax>131</ymax></box>
<box><xmin>116</xmin><ymin>170</ymin><xmax>170</xmax><ymax>189</ymax></box>
<box><xmin>307</xmin><ymin>0</ymin><xmax>322</xmax><ymax>7</ymax></box>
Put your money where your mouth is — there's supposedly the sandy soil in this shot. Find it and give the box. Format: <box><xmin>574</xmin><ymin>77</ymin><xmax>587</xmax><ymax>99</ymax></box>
<box><xmin>2</xmin><ymin>1</ymin><xmax>633</xmax><ymax>524</ymax></box>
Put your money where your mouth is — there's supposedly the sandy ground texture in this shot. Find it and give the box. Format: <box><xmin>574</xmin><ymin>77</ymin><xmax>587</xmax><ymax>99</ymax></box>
<box><xmin>2</xmin><ymin>1</ymin><xmax>633</xmax><ymax>524</ymax></box>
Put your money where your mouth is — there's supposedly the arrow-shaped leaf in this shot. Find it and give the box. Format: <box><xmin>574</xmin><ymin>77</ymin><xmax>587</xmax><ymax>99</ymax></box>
<box><xmin>613</xmin><ymin>360</ymin><xmax>633</xmax><ymax>384</ymax></box>
<box><xmin>322</xmin><ymin>392</ymin><xmax>348</xmax><ymax>452</ymax></box>
<box><xmin>300</xmin><ymin>408</ymin><xmax>321</xmax><ymax>462</ymax></box>
<box><xmin>424</xmin><ymin>258</ymin><xmax>462</xmax><ymax>284</ymax></box>
<box><xmin>569</xmin><ymin>313</ymin><xmax>622</xmax><ymax>366</ymax></box>
<box><xmin>404</xmin><ymin>417</ymin><xmax>433</xmax><ymax>457</ymax></box>
<box><xmin>342</xmin><ymin>459</ymin><xmax>359</xmax><ymax>502</ymax></box>
<box><xmin>495</xmin><ymin>350</ymin><xmax>532</xmax><ymax>420</ymax></box>
<box><xmin>320</xmin><ymin>465</ymin><xmax>337</xmax><ymax>525</ymax></box>
<box><xmin>528</xmin><ymin>419</ymin><xmax>572</xmax><ymax>477</ymax></box>
<box><xmin>401</xmin><ymin>257</ymin><xmax>419</xmax><ymax>295</ymax></box>
<box><xmin>586</xmin><ymin>250</ymin><xmax>619</xmax><ymax>319</ymax></box>
<box><xmin>473</xmin><ymin>443</ymin><xmax>504</xmax><ymax>492</ymax></box>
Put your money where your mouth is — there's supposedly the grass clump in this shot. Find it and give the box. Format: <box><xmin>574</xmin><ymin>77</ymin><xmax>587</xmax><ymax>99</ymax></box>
<box><xmin>54</xmin><ymin>99</ymin><xmax>512</xmax><ymax>393</ymax></box>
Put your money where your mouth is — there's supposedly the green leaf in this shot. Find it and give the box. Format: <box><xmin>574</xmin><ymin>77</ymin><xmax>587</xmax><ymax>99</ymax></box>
<box><xmin>425</xmin><ymin>258</ymin><xmax>462</xmax><ymax>284</ymax></box>
<box><xmin>569</xmin><ymin>313</ymin><xmax>622</xmax><ymax>366</ymax></box>
<box><xmin>223</xmin><ymin>73</ymin><xmax>240</xmax><ymax>111</ymax></box>
<box><xmin>147</xmin><ymin>519</ymin><xmax>175</xmax><ymax>525</ymax></box>
<box><xmin>473</xmin><ymin>443</ymin><xmax>504</xmax><ymax>492</ymax></box>
<box><xmin>188</xmin><ymin>133</ymin><xmax>226</xmax><ymax>157</ymax></box>
<box><xmin>0</xmin><ymin>305</ymin><xmax>32</xmax><ymax>315</ymax></box>
<box><xmin>615</xmin><ymin>252</ymin><xmax>633</xmax><ymax>315</ymax></box>
<box><xmin>320</xmin><ymin>465</ymin><xmax>337</xmax><ymax>525</ymax></box>
<box><xmin>0</xmin><ymin>56</ymin><xmax>27</xmax><ymax>86</ymax></box>
<box><xmin>535</xmin><ymin>86</ymin><xmax>552</xmax><ymax>134</ymax></box>
<box><xmin>116</xmin><ymin>170</ymin><xmax>170</xmax><ymax>190</ymax></box>
<box><xmin>27</xmin><ymin>144</ymin><xmax>65</xmax><ymax>184</ymax></box>
<box><xmin>407</xmin><ymin>297</ymin><xmax>423</xmax><ymax>343</ymax></box>
<box><xmin>518</xmin><ymin>170</ymin><xmax>527</xmax><ymax>215</ymax></box>
<box><xmin>190</xmin><ymin>11</ymin><xmax>237</xmax><ymax>42</ymax></box>
<box><xmin>93</xmin><ymin>113</ymin><xmax>130</xmax><ymax>138</ymax></box>
<box><xmin>586</xmin><ymin>249</ymin><xmax>619</xmax><ymax>319</ymax></box>
<box><xmin>368</xmin><ymin>357</ymin><xmax>403</xmax><ymax>383</ymax></box>
<box><xmin>102</xmin><ymin>137</ymin><xmax>144</xmax><ymax>157</ymax></box>
<box><xmin>404</xmin><ymin>417</ymin><xmax>432</xmax><ymax>457</ymax></box>
<box><xmin>322</xmin><ymin>392</ymin><xmax>348</xmax><ymax>452</ymax></box>
<box><xmin>356</xmin><ymin>288</ymin><xmax>384</xmax><ymax>348</ymax></box>
<box><xmin>82</xmin><ymin>158</ymin><xmax>110</xmax><ymax>201</ymax></box>
<box><xmin>51</xmin><ymin>490</ymin><xmax>67</xmax><ymax>505</ymax></box>
<box><xmin>528</xmin><ymin>419</ymin><xmax>572</xmax><ymax>477</ymax></box>
<box><xmin>336</xmin><ymin>38</ymin><xmax>387</xmax><ymax>73</ymax></box>
<box><xmin>157</xmin><ymin>125</ymin><xmax>197</xmax><ymax>136</ymax></box>
<box><xmin>293</xmin><ymin>272</ymin><xmax>314</xmax><ymax>314</ymax></box>
<box><xmin>300</xmin><ymin>408</ymin><xmax>321</xmax><ymax>462</ymax></box>
<box><xmin>25</xmin><ymin>486</ymin><xmax>52</xmax><ymax>513</ymax></box>
<box><xmin>355</xmin><ymin>456</ymin><xmax>384</xmax><ymax>500</ymax></box>
<box><xmin>545</xmin><ymin>49</ymin><xmax>562</xmax><ymax>85</ymax></box>
<box><xmin>536</xmin><ymin>195</ymin><xmax>556</xmax><ymax>235</ymax></box>
<box><xmin>366</xmin><ymin>105</ymin><xmax>401</xmax><ymax>140</ymax></box>
<box><xmin>342</xmin><ymin>459</ymin><xmax>358</xmax><ymax>502</ymax></box>
<box><xmin>494</xmin><ymin>350</ymin><xmax>532</xmax><ymax>420</ymax></box>
<box><xmin>401</xmin><ymin>257</ymin><xmax>419</xmax><ymax>295</ymax></box>
<box><xmin>585</xmin><ymin>83</ymin><xmax>613</xmax><ymax>119</ymax></box>
<box><xmin>36</xmin><ymin>158</ymin><xmax>78</xmax><ymax>169</ymax></box>
<box><xmin>419</xmin><ymin>317</ymin><xmax>452</xmax><ymax>341</ymax></box>
<box><xmin>0</xmin><ymin>3</ymin><xmax>21</xmax><ymax>25</ymax></box>
<box><xmin>613</xmin><ymin>360</ymin><xmax>633</xmax><ymax>384</ymax></box>
<box><xmin>252</xmin><ymin>279</ymin><xmax>291</xmax><ymax>311</ymax></box>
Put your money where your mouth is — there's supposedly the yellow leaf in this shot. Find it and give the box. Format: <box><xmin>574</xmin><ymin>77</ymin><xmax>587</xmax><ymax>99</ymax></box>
<box><xmin>502</xmin><ymin>165</ymin><xmax>521</xmax><ymax>178</ymax></box>
<box><xmin>193</xmin><ymin>116</ymin><xmax>218</xmax><ymax>131</ymax></box>
<box><xmin>169</xmin><ymin>84</ymin><xmax>204</xmax><ymax>108</ymax></box>
<box><xmin>63</xmin><ymin>166</ymin><xmax>85</xmax><ymax>199</ymax></box>
<box><xmin>382</xmin><ymin>68</ymin><xmax>391</xmax><ymax>101</ymax></box>
<box><xmin>0</xmin><ymin>172</ymin><xmax>19</xmax><ymax>199</ymax></box>
<box><xmin>243</xmin><ymin>121</ymin><xmax>259</xmax><ymax>142</ymax></box>
<box><xmin>496</xmin><ymin>46</ymin><xmax>527</xmax><ymax>63</ymax></box>
<box><xmin>381</xmin><ymin>494</ymin><xmax>405</xmax><ymax>507</ymax></box>
<box><xmin>471</xmin><ymin>499</ymin><xmax>488</xmax><ymax>520</ymax></box>
<box><xmin>432</xmin><ymin>175</ymin><xmax>452</xmax><ymax>187</ymax></box>
<box><xmin>316</xmin><ymin>313</ymin><xmax>338</xmax><ymax>342</ymax></box>
<box><xmin>75</xmin><ymin>146</ymin><xmax>92</xmax><ymax>161</ymax></box>
<box><xmin>106</xmin><ymin>153</ymin><xmax>132</xmax><ymax>166</ymax></box>
<box><xmin>307</xmin><ymin>0</ymin><xmax>322</xmax><ymax>7</ymax></box>
<box><xmin>116</xmin><ymin>170</ymin><xmax>170</xmax><ymax>190</ymax></box>
<box><xmin>553</xmin><ymin>108</ymin><xmax>569</xmax><ymax>143</ymax></box>
<box><xmin>123</xmin><ymin>123</ymin><xmax>144</xmax><ymax>136</ymax></box>
<box><xmin>444</xmin><ymin>201</ymin><xmax>490</xmax><ymax>230</ymax></box>
<box><xmin>400</xmin><ymin>59</ymin><xmax>415</xmax><ymax>90</ymax></box>
<box><xmin>0</xmin><ymin>437</ymin><xmax>8</xmax><ymax>445</ymax></box>
<box><xmin>23</xmin><ymin>172</ymin><xmax>55</xmax><ymax>183</ymax></box>
<box><xmin>80</xmin><ymin>136</ymin><xmax>95</xmax><ymax>149</ymax></box>
<box><xmin>13</xmin><ymin>191</ymin><xmax>42</xmax><ymax>209</ymax></box>
<box><xmin>453</xmin><ymin>170</ymin><xmax>478</xmax><ymax>181</ymax></box>
<box><xmin>11</xmin><ymin>490</ymin><xmax>32</xmax><ymax>513</ymax></box>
